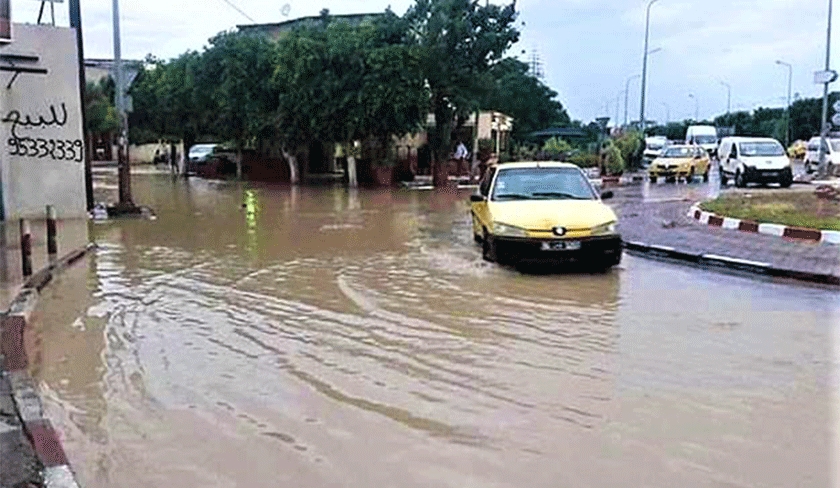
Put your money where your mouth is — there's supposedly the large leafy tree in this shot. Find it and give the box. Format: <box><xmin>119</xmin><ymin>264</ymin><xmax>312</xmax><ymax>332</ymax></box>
<box><xmin>481</xmin><ymin>58</ymin><xmax>570</xmax><ymax>143</ymax></box>
<box><xmin>273</xmin><ymin>13</ymin><xmax>428</xmax><ymax>181</ymax></box>
<box><xmin>202</xmin><ymin>32</ymin><xmax>279</xmax><ymax>165</ymax></box>
<box><xmin>403</xmin><ymin>0</ymin><xmax>519</xmax><ymax>166</ymax></box>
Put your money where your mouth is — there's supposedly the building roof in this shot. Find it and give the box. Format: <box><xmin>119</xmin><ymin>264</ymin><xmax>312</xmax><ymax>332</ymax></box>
<box><xmin>237</xmin><ymin>13</ymin><xmax>384</xmax><ymax>36</ymax></box>
<box><xmin>529</xmin><ymin>127</ymin><xmax>586</xmax><ymax>139</ymax></box>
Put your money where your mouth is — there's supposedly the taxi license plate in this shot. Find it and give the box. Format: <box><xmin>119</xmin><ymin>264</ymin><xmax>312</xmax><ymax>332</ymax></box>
<box><xmin>541</xmin><ymin>241</ymin><xmax>581</xmax><ymax>251</ymax></box>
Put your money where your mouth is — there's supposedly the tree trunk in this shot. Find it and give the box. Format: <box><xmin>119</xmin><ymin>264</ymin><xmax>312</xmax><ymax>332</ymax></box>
<box><xmin>236</xmin><ymin>148</ymin><xmax>243</xmax><ymax>180</ymax></box>
<box><xmin>347</xmin><ymin>155</ymin><xmax>358</xmax><ymax>188</ymax></box>
<box><xmin>281</xmin><ymin>147</ymin><xmax>299</xmax><ymax>185</ymax></box>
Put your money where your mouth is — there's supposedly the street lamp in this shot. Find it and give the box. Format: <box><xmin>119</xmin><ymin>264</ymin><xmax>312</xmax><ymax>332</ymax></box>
<box><xmin>688</xmin><ymin>93</ymin><xmax>699</xmax><ymax>120</ymax></box>
<box><xmin>819</xmin><ymin>0</ymin><xmax>834</xmax><ymax>178</ymax></box>
<box><xmin>639</xmin><ymin>0</ymin><xmax>660</xmax><ymax>133</ymax></box>
<box><xmin>775</xmin><ymin>60</ymin><xmax>792</xmax><ymax>147</ymax></box>
<box><xmin>661</xmin><ymin>102</ymin><xmax>670</xmax><ymax>124</ymax></box>
<box><xmin>112</xmin><ymin>0</ymin><xmax>134</xmax><ymax>207</ymax></box>
<box><xmin>624</xmin><ymin>74</ymin><xmax>641</xmax><ymax>127</ymax></box>
<box><xmin>719</xmin><ymin>81</ymin><xmax>731</xmax><ymax>115</ymax></box>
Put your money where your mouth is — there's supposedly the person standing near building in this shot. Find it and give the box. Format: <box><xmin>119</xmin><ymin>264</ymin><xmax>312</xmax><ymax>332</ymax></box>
<box><xmin>453</xmin><ymin>140</ymin><xmax>469</xmax><ymax>177</ymax></box>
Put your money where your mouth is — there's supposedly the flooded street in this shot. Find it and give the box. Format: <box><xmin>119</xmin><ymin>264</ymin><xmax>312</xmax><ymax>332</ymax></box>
<box><xmin>25</xmin><ymin>172</ymin><xmax>838</xmax><ymax>487</ymax></box>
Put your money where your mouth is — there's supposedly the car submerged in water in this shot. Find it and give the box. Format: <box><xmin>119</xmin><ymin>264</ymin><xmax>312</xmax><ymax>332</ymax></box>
<box><xmin>470</xmin><ymin>162</ymin><xmax>621</xmax><ymax>270</ymax></box>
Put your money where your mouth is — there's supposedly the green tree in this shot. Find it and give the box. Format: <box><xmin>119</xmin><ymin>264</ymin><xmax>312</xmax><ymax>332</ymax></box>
<box><xmin>201</xmin><ymin>32</ymin><xmax>279</xmax><ymax>173</ymax></box>
<box><xmin>481</xmin><ymin>58</ymin><xmax>570</xmax><ymax>143</ymax></box>
<box><xmin>85</xmin><ymin>78</ymin><xmax>119</xmax><ymax>136</ymax></box>
<box><xmin>403</xmin><ymin>0</ymin><xmax>519</xmax><ymax>171</ymax></box>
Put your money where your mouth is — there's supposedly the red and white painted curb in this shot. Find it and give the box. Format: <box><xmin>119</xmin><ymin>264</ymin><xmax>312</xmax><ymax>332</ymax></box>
<box><xmin>688</xmin><ymin>203</ymin><xmax>840</xmax><ymax>245</ymax></box>
<box><xmin>1</xmin><ymin>245</ymin><xmax>94</xmax><ymax>488</ymax></box>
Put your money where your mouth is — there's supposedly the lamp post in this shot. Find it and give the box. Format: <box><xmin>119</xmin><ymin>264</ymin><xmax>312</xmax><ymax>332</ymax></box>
<box><xmin>819</xmin><ymin>0</ymin><xmax>834</xmax><ymax>178</ymax></box>
<box><xmin>639</xmin><ymin>0</ymin><xmax>660</xmax><ymax>133</ymax></box>
<box><xmin>688</xmin><ymin>93</ymin><xmax>699</xmax><ymax>121</ymax></box>
<box><xmin>775</xmin><ymin>60</ymin><xmax>792</xmax><ymax>147</ymax></box>
<box><xmin>661</xmin><ymin>102</ymin><xmax>670</xmax><ymax>124</ymax></box>
<box><xmin>112</xmin><ymin>0</ymin><xmax>134</xmax><ymax>208</ymax></box>
<box><xmin>616</xmin><ymin>91</ymin><xmax>623</xmax><ymax>129</ymax></box>
<box><xmin>719</xmin><ymin>81</ymin><xmax>731</xmax><ymax>115</ymax></box>
<box><xmin>624</xmin><ymin>74</ymin><xmax>641</xmax><ymax>127</ymax></box>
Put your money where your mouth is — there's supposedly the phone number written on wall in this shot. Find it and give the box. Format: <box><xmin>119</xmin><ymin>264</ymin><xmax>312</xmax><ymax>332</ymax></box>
<box><xmin>7</xmin><ymin>137</ymin><xmax>84</xmax><ymax>162</ymax></box>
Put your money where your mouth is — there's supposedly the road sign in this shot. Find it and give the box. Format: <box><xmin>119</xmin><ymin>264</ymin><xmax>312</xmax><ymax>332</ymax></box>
<box><xmin>831</xmin><ymin>113</ymin><xmax>840</xmax><ymax>127</ymax></box>
<box><xmin>814</xmin><ymin>70</ymin><xmax>839</xmax><ymax>84</ymax></box>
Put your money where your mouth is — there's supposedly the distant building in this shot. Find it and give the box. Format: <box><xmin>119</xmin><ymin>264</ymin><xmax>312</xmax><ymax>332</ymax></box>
<box><xmin>237</xmin><ymin>13</ymin><xmax>384</xmax><ymax>39</ymax></box>
<box><xmin>84</xmin><ymin>58</ymin><xmax>143</xmax><ymax>85</ymax></box>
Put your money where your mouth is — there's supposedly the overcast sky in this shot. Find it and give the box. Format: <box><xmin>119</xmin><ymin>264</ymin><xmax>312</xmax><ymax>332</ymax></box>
<box><xmin>13</xmin><ymin>0</ymin><xmax>835</xmax><ymax>125</ymax></box>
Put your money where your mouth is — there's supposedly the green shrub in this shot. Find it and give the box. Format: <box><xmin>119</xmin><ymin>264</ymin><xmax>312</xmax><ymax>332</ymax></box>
<box><xmin>602</xmin><ymin>142</ymin><xmax>625</xmax><ymax>175</ymax></box>
<box><xmin>542</xmin><ymin>137</ymin><xmax>573</xmax><ymax>157</ymax></box>
<box><xmin>613</xmin><ymin>131</ymin><xmax>644</xmax><ymax>169</ymax></box>
<box><xmin>568</xmin><ymin>152</ymin><xmax>600</xmax><ymax>168</ymax></box>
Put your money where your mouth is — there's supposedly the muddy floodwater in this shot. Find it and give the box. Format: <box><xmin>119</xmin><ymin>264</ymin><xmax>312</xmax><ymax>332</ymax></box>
<box><xmin>26</xmin><ymin>172</ymin><xmax>839</xmax><ymax>487</ymax></box>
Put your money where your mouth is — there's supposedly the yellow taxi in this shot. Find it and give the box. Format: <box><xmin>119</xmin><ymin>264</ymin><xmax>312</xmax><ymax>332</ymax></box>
<box><xmin>470</xmin><ymin>162</ymin><xmax>621</xmax><ymax>269</ymax></box>
<box><xmin>648</xmin><ymin>145</ymin><xmax>710</xmax><ymax>183</ymax></box>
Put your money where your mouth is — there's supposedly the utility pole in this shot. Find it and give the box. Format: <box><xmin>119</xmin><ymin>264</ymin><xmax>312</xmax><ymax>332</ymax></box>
<box><xmin>661</xmin><ymin>102</ymin><xmax>670</xmax><ymax>124</ymax></box>
<box><xmin>625</xmin><ymin>74</ymin><xmax>640</xmax><ymax>127</ymax></box>
<box><xmin>775</xmin><ymin>61</ymin><xmax>792</xmax><ymax>147</ymax></box>
<box><xmin>818</xmin><ymin>0</ymin><xmax>834</xmax><ymax>179</ymax></box>
<box><xmin>69</xmin><ymin>0</ymin><xmax>94</xmax><ymax>211</ymax></box>
<box><xmin>639</xmin><ymin>0</ymin><xmax>659</xmax><ymax>133</ymax></box>
<box><xmin>689</xmin><ymin>93</ymin><xmax>699</xmax><ymax>120</ymax></box>
<box><xmin>719</xmin><ymin>81</ymin><xmax>731</xmax><ymax>115</ymax></box>
<box><xmin>112</xmin><ymin>0</ymin><xmax>133</xmax><ymax>208</ymax></box>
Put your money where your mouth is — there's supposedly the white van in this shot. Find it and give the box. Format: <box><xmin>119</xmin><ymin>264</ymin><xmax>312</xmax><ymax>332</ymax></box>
<box><xmin>685</xmin><ymin>125</ymin><xmax>718</xmax><ymax>155</ymax></box>
<box><xmin>804</xmin><ymin>136</ymin><xmax>840</xmax><ymax>173</ymax></box>
<box><xmin>718</xmin><ymin>137</ymin><xmax>792</xmax><ymax>188</ymax></box>
<box><xmin>643</xmin><ymin>136</ymin><xmax>668</xmax><ymax>161</ymax></box>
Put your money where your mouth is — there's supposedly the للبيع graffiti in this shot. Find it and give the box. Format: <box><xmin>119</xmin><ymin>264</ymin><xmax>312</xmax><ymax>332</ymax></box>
<box><xmin>1</xmin><ymin>103</ymin><xmax>84</xmax><ymax>162</ymax></box>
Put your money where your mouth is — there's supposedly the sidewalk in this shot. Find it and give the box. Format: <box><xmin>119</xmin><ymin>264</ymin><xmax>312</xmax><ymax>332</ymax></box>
<box><xmin>612</xmin><ymin>188</ymin><xmax>840</xmax><ymax>285</ymax></box>
<box><xmin>1</xmin><ymin>219</ymin><xmax>88</xmax><ymax>488</ymax></box>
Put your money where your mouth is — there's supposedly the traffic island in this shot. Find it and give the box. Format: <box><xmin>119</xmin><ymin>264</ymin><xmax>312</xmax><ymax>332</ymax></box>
<box><xmin>689</xmin><ymin>188</ymin><xmax>840</xmax><ymax>244</ymax></box>
<box><xmin>611</xmin><ymin>187</ymin><xmax>840</xmax><ymax>286</ymax></box>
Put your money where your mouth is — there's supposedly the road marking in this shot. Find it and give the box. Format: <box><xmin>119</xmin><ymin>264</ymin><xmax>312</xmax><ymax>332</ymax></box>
<box><xmin>722</xmin><ymin>218</ymin><xmax>741</xmax><ymax>230</ymax></box>
<box><xmin>758</xmin><ymin>223</ymin><xmax>786</xmax><ymax>237</ymax></box>
<box><xmin>649</xmin><ymin>245</ymin><xmax>675</xmax><ymax>252</ymax></box>
<box><xmin>821</xmin><ymin>230</ymin><xmax>840</xmax><ymax>245</ymax></box>
<box><xmin>702</xmin><ymin>254</ymin><xmax>771</xmax><ymax>268</ymax></box>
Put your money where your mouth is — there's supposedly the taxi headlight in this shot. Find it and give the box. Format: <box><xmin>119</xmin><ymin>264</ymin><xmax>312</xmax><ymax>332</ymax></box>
<box><xmin>591</xmin><ymin>221</ymin><xmax>617</xmax><ymax>236</ymax></box>
<box><xmin>493</xmin><ymin>222</ymin><xmax>528</xmax><ymax>238</ymax></box>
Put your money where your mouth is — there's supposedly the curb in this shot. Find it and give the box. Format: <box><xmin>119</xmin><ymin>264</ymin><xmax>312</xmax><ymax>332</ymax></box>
<box><xmin>1</xmin><ymin>243</ymin><xmax>96</xmax><ymax>488</ymax></box>
<box><xmin>688</xmin><ymin>204</ymin><xmax>840</xmax><ymax>245</ymax></box>
<box><xmin>623</xmin><ymin>240</ymin><xmax>840</xmax><ymax>286</ymax></box>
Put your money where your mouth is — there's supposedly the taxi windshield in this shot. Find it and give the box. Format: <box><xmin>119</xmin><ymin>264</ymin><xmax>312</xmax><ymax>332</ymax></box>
<box><xmin>662</xmin><ymin>147</ymin><xmax>694</xmax><ymax>158</ymax></box>
<box><xmin>492</xmin><ymin>167</ymin><xmax>597</xmax><ymax>201</ymax></box>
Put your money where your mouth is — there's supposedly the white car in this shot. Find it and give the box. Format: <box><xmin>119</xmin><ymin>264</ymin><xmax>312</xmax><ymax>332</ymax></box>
<box><xmin>718</xmin><ymin>137</ymin><xmax>793</xmax><ymax>188</ymax></box>
<box><xmin>804</xmin><ymin>137</ymin><xmax>840</xmax><ymax>174</ymax></box>
<box><xmin>643</xmin><ymin>136</ymin><xmax>668</xmax><ymax>162</ymax></box>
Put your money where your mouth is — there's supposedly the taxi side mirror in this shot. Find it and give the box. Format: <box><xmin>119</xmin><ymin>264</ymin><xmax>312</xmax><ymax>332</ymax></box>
<box><xmin>600</xmin><ymin>190</ymin><xmax>614</xmax><ymax>200</ymax></box>
<box><xmin>470</xmin><ymin>194</ymin><xmax>486</xmax><ymax>203</ymax></box>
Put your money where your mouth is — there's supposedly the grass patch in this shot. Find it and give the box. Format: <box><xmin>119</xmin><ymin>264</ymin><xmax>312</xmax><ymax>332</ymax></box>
<box><xmin>701</xmin><ymin>191</ymin><xmax>840</xmax><ymax>231</ymax></box>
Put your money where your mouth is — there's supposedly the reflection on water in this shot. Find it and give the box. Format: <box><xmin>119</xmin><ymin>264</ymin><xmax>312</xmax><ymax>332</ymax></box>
<box><xmin>25</xmin><ymin>173</ymin><xmax>838</xmax><ymax>488</ymax></box>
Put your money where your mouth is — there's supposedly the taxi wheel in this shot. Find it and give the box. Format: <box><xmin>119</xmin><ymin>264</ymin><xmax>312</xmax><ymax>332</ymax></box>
<box><xmin>703</xmin><ymin>169</ymin><xmax>710</xmax><ymax>182</ymax></box>
<box><xmin>735</xmin><ymin>170</ymin><xmax>747</xmax><ymax>188</ymax></box>
<box><xmin>649</xmin><ymin>176</ymin><xmax>657</xmax><ymax>183</ymax></box>
<box><xmin>482</xmin><ymin>230</ymin><xmax>496</xmax><ymax>263</ymax></box>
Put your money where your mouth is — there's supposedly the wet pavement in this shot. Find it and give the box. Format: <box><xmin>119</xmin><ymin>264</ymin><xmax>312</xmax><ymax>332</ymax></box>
<box><xmin>21</xmin><ymin>170</ymin><xmax>840</xmax><ymax>487</ymax></box>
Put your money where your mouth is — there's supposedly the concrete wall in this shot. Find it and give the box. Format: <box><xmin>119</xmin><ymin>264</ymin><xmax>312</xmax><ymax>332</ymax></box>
<box><xmin>0</xmin><ymin>24</ymin><xmax>87</xmax><ymax>220</ymax></box>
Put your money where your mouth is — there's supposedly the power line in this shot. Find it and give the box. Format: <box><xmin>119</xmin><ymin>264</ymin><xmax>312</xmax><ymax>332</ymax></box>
<box><xmin>217</xmin><ymin>0</ymin><xmax>255</xmax><ymax>22</ymax></box>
